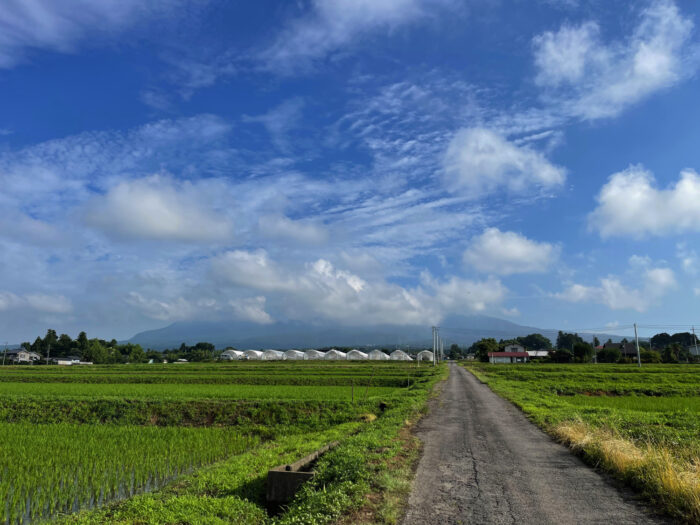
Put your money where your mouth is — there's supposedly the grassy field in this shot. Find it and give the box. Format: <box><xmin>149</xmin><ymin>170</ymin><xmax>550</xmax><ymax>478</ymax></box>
<box><xmin>0</xmin><ymin>360</ymin><xmax>444</xmax><ymax>524</ymax></box>
<box><xmin>463</xmin><ymin>362</ymin><xmax>700</xmax><ymax>523</ymax></box>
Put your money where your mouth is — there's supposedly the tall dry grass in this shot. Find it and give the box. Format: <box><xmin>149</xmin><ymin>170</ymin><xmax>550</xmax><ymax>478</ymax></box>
<box><xmin>554</xmin><ymin>420</ymin><xmax>700</xmax><ymax>523</ymax></box>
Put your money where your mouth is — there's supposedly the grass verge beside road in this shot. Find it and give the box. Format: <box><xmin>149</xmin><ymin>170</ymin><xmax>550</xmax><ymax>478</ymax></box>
<box><xmin>463</xmin><ymin>362</ymin><xmax>700</xmax><ymax>523</ymax></box>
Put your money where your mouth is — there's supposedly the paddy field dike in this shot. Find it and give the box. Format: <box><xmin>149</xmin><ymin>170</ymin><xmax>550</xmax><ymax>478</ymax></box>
<box><xmin>0</xmin><ymin>361</ymin><xmax>445</xmax><ymax>524</ymax></box>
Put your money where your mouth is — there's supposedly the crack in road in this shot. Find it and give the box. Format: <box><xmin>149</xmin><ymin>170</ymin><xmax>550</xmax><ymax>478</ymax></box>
<box><xmin>401</xmin><ymin>363</ymin><xmax>669</xmax><ymax>525</ymax></box>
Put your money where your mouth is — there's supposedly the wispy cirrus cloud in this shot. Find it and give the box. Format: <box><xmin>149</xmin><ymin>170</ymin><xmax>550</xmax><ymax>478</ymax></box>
<box><xmin>0</xmin><ymin>0</ymin><xmax>198</xmax><ymax>68</ymax></box>
<box><xmin>257</xmin><ymin>0</ymin><xmax>457</xmax><ymax>74</ymax></box>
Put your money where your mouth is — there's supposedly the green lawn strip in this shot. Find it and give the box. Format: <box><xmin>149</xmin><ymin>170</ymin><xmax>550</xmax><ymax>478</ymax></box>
<box><xmin>277</xmin><ymin>364</ymin><xmax>448</xmax><ymax>525</ymax></box>
<box><xmin>462</xmin><ymin>362</ymin><xmax>700</xmax><ymax>522</ymax></box>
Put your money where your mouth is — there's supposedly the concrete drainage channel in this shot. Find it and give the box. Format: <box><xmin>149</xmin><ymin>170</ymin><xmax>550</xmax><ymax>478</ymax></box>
<box><xmin>266</xmin><ymin>441</ymin><xmax>340</xmax><ymax>513</ymax></box>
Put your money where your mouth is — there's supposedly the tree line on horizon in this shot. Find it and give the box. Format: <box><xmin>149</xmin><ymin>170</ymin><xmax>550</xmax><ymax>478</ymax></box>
<box><xmin>455</xmin><ymin>330</ymin><xmax>698</xmax><ymax>364</ymax></box>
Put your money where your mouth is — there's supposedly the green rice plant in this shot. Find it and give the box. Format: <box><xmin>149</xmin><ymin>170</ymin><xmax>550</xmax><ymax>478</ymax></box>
<box><xmin>0</xmin><ymin>423</ymin><xmax>256</xmax><ymax>523</ymax></box>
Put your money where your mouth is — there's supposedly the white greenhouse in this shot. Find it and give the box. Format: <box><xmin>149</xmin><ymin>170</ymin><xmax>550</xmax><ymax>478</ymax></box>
<box><xmin>368</xmin><ymin>349</ymin><xmax>389</xmax><ymax>360</ymax></box>
<box><xmin>220</xmin><ymin>349</ymin><xmax>244</xmax><ymax>361</ymax></box>
<box><xmin>346</xmin><ymin>349</ymin><xmax>368</xmax><ymax>360</ymax></box>
<box><xmin>390</xmin><ymin>349</ymin><xmax>412</xmax><ymax>361</ymax></box>
<box><xmin>304</xmin><ymin>349</ymin><xmax>326</xmax><ymax>360</ymax></box>
<box><xmin>416</xmin><ymin>350</ymin><xmax>434</xmax><ymax>362</ymax></box>
<box><xmin>243</xmin><ymin>350</ymin><xmax>263</xmax><ymax>360</ymax></box>
<box><xmin>324</xmin><ymin>349</ymin><xmax>347</xmax><ymax>360</ymax></box>
<box><xmin>283</xmin><ymin>349</ymin><xmax>305</xmax><ymax>360</ymax></box>
<box><xmin>262</xmin><ymin>349</ymin><xmax>285</xmax><ymax>360</ymax></box>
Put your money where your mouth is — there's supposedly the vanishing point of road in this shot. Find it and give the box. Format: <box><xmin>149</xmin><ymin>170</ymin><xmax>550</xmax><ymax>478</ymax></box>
<box><xmin>402</xmin><ymin>363</ymin><xmax>668</xmax><ymax>525</ymax></box>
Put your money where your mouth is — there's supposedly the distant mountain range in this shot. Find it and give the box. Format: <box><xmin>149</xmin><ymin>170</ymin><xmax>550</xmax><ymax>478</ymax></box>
<box><xmin>128</xmin><ymin>315</ymin><xmax>624</xmax><ymax>350</ymax></box>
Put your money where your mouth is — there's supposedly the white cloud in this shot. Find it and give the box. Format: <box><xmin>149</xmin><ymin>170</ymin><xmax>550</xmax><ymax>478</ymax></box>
<box><xmin>0</xmin><ymin>291</ymin><xmax>72</xmax><ymax>314</ymax></box>
<box><xmin>589</xmin><ymin>165</ymin><xmax>700</xmax><ymax>238</ymax></box>
<box><xmin>125</xmin><ymin>292</ymin><xmax>200</xmax><ymax>322</ymax></box>
<box><xmin>533</xmin><ymin>0</ymin><xmax>696</xmax><ymax>119</ymax></box>
<box><xmin>258</xmin><ymin>215</ymin><xmax>328</xmax><ymax>245</ymax></box>
<box><xmin>229</xmin><ymin>296</ymin><xmax>273</xmax><ymax>325</ymax></box>
<box><xmin>463</xmin><ymin>228</ymin><xmax>559</xmax><ymax>275</ymax></box>
<box><xmin>554</xmin><ymin>264</ymin><xmax>676</xmax><ymax>312</ymax></box>
<box><xmin>84</xmin><ymin>175</ymin><xmax>234</xmax><ymax>243</ymax></box>
<box><xmin>243</xmin><ymin>98</ymin><xmax>305</xmax><ymax>151</ymax></box>
<box><xmin>212</xmin><ymin>250</ymin><xmax>507</xmax><ymax>325</ymax></box>
<box><xmin>258</xmin><ymin>0</ymin><xmax>453</xmax><ymax>73</ymax></box>
<box><xmin>676</xmin><ymin>243</ymin><xmax>698</xmax><ymax>275</ymax></box>
<box><xmin>0</xmin><ymin>0</ymin><xmax>189</xmax><ymax>68</ymax></box>
<box><xmin>443</xmin><ymin>128</ymin><xmax>566</xmax><ymax>197</ymax></box>
<box><xmin>695</xmin><ymin>288</ymin><xmax>700</xmax><ymax>297</ymax></box>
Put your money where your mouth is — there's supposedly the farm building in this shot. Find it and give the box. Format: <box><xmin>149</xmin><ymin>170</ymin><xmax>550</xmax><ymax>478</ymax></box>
<box><xmin>368</xmin><ymin>349</ymin><xmax>389</xmax><ymax>360</ymax></box>
<box><xmin>304</xmin><ymin>349</ymin><xmax>326</xmax><ymax>360</ymax></box>
<box><xmin>390</xmin><ymin>350</ymin><xmax>412</xmax><ymax>361</ymax></box>
<box><xmin>503</xmin><ymin>344</ymin><xmax>525</xmax><ymax>353</ymax></box>
<box><xmin>220</xmin><ymin>349</ymin><xmax>243</xmax><ymax>361</ymax></box>
<box><xmin>262</xmin><ymin>350</ymin><xmax>284</xmax><ymax>360</ymax></box>
<box><xmin>324</xmin><ymin>349</ymin><xmax>347</xmax><ymax>360</ymax></box>
<box><xmin>527</xmin><ymin>350</ymin><xmax>550</xmax><ymax>359</ymax></box>
<box><xmin>416</xmin><ymin>350</ymin><xmax>434</xmax><ymax>361</ymax></box>
<box><xmin>283</xmin><ymin>349</ymin><xmax>305</xmax><ymax>360</ymax></box>
<box><xmin>346</xmin><ymin>349</ymin><xmax>368</xmax><ymax>360</ymax></box>
<box><xmin>243</xmin><ymin>350</ymin><xmax>263</xmax><ymax>360</ymax></box>
<box><xmin>488</xmin><ymin>351</ymin><xmax>529</xmax><ymax>364</ymax></box>
<box><xmin>7</xmin><ymin>349</ymin><xmax>41</xmax><ymax>364</ymax></box>
<box><xmin>52</xmin><ymin>356</ymin><xmax>81</xmax><ymax>365</ymax></box>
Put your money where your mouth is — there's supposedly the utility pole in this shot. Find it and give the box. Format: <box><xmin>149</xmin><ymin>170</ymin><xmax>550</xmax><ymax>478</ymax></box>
<box><xmin>633</xmin><ymin>323</ymin><xmax>641</xmax><ymax>368</ymax></box>
<box><xmin>2</xmin><ymin>342</ymin><xmax>6</xmax><ymax>366</ymax></box>
<box><xmin>432</xmin><ymin>326</ymin><xmax>437</xmax><ymax>366</ymax></box>
<box><xmin>440</xmin><ymin>337</ymin><xmax>444</xmax><ymax>362</ymax></box>
<box><xmin>693</xmin><ymin>326</ymin><xmax>699</xmax><ymax>358</ymax></box>
<box><xmin>46</xmin><ymin>344</ymin><xmax>50</xmax><ymax>366</ymax></box>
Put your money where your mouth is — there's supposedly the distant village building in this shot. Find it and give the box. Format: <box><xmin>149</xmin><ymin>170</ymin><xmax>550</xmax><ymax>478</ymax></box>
<box><xmin>603</xmin><ymin>342</ymin><xmax>637</xmax><ymax>358</ymax></box>
<box><xmin>503</xmin><ymin>344</ymin><xmax>525</xmax><ymax>353</ymax></box>
<box><xmin>488</xmin><ymin>351</ymin><xmax>529</xmax><ymax>364</ymax></box>
<box><xmin>6</xmin><ymin>349</ymin><xmax>41</xmax><ymax>364</ymax></box>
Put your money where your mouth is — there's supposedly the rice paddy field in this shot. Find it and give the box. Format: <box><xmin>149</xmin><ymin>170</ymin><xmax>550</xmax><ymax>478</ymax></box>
<box><xmin>0</xmin><ymin>361</ymin><xmax>444</xmax><ymax>524</ymax></box>
<box><xmin>464</xmin><ymin>363</ymin><xmax>700</xmax><ymax>522</ymax></box>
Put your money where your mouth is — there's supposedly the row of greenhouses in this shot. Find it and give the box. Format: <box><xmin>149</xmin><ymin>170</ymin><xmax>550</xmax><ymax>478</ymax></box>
<box><xmin>220</xmin><ymin>348</ymin><xmax>435</xmax><ymax>362</ymax></box>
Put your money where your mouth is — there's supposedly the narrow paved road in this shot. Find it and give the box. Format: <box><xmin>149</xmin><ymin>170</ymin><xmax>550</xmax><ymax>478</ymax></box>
<box><xmin>402</xmin><ymin>363</ymin><xmax>667</xmax><ymax>525</ymax></box>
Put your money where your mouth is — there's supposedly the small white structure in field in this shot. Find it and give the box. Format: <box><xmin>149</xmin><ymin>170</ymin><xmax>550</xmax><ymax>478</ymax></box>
<box><xmin>324</xmin><ymin>349</ymin><xmax>347</xmax><ymax>360</ymax></box>
<box><xmin>390</xmin><ymin>350</ymin><xmax>412</xmax><ymax>361</ymax></box>
<box><xmin>416</xmin><ymin>350</ymin><xmax>434</xmax><ymax>362</ymax></box>
<box><xmin>368</xmin><ymin>349</ymin><xmax>389</xmax><ymax>360</ymax></box>
<box><xmin>262</xmin><ymin>349</ymin><xmax>284</xmax><ymax>360</ymax></box>
<box><xmin>304</xmin><ymin>349</ymin><xmax>326</xmax><ymax>360</ymax></box>
<box><xmin>243</xmin><ymin>350</ymin><xmax>263</xmax><ymax>360</ymax></box>
<box><xmin>283</xmin><ymin>349</ymin><xmax>305</xmax><ymax>360</ymax></box>
<box><xmin>346</xmin><ymin>349</ymin><xmax>368</xmax><ymax>360</ymax></box>
<box><xmin>221</xmin><ymin>349</ymin><xmax>244</xmax><ymax>361</ymax></box>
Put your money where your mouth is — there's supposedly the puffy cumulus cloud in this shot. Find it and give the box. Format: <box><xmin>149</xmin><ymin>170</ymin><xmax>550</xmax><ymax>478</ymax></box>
<box><xmin>258</xmin><ymin>0</ymin><xmax>455</xmax><ymax>73</ymax></box>
<box><xmin>84</xmin><ymin>175</ymin><xmax>234</xmax><ymax>242</ymax></box>
<box><xmin>0</xmin><ymin>291</ymin><xmax>72</xmax><ymax>314</ymax></box>
<box><xmin>0</xmin><ymin>0</ymin><xmax>192</xmax><ymax>68</ymax></box>
<box><xmin>229</xmin><ymin>296</ymin><xmax>273</xmax><ymax>325</ymax></box>
<box><xmin>463</xmin><ymin>228</ymin><xmax>559</xmax><ymax>275</ymax></box>
<box><xmin>443</xmin><ymin>128</ymin><xmax>565</xmax><ymax>198</ymax></box>
<box><xmin>554</xmin><ymin>264</ymin><xmax>676</xmax><ymax>312</ymax></box>
<box><xmin>212</xmin><ymin>250</ymin><xmax>507</xmax><ymax>325</ymax></box>
<box><xmin>676</xmin><ymin>244</ymin><xmax>698</xmax><ymax>275</ymax></box>
<box><xmin>258</xmin><ymin>215</ymin><xmax>328</xmax><ymax>245</ymax></box>
<box><xmin>588</xmin><ymin>166</ymin><xmax>700</xmax><ymax>238</ymax></box>
<box><xmin>533</xmin><ymin>1</ymin><xmax>696</xmax><ymax>119</ymax></box>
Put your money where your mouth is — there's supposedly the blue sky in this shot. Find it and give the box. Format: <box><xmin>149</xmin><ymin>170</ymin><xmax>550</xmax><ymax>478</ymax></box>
<box><xmin>1</xmin><ymin>0</ymin><xmax>700</xmax><ymax>343</ymax></box>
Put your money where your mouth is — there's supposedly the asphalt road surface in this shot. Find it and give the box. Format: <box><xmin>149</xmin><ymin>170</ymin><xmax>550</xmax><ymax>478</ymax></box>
<box><xmin>402</xmin><ymin>363</ymin><xmax>668</xmax><ymax>525</ymax></box>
